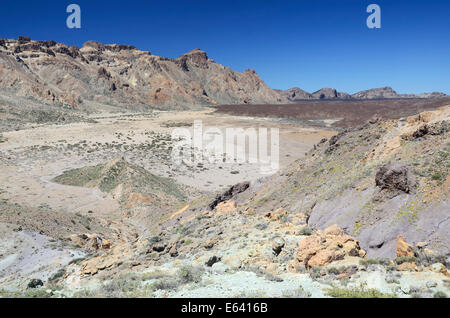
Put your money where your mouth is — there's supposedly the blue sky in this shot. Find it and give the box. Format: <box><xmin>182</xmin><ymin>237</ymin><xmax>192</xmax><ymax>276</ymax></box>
<box><xmin>1</xmin><ymin>0</ymin><xmax>449</xmax><ymax>94</ymax></box>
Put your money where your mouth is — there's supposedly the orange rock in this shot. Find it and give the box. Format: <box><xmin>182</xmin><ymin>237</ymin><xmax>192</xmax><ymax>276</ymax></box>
<box><xmin>69</xmin><ymin>234</ymin><xmax>113</xmax><ymax>251</ymax></box>
<box><xmin>216</xmin><ymin>200</ymin><xmax>237</xmax><ymax>213</ymax></box>
<box><xmin>396</xmin><ymin>235</ymin><xmax>414</xmax><ymax>258</ymax></box>
<box><xmin>295</xmin><ymin>224</ymin><xmax>365</xmax><ymax>269</ymax></box>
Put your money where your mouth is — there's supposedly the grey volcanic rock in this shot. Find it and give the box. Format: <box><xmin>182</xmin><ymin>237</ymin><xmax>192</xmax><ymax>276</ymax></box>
<box><xmin>209</xmin><ymin>181</ymin><xmax>250</xmax><ymax>210</ymax></box>
<box><xmin>375</xmin><ymin>163</ymin><xmax>416</xmax><ymax>196</ymax></box>
<box><xmin>312</xmin><ymin>88</ymin><xmax>351</xmax><ymax>100</ymax></box>
<box><xmin>413</xmin><ymin>92</ymin><xmax>449</xmax><ymax>99</ymax></box>
<box><xmin>0</xmin><ymin>37</ymin><xmax>287</xmax><ymax>110</ymax></box>
<box><xmin>352</xmin><ymin>87</ymin><xmax>399</xmax><ymax>99</ymax></box>
<box><xmin>278</xmin><ymin>87</ymin><xmax>313</xmax><ymax>101</ymax></box>
<box><xmin>237</xmin><ymin>106</ymin><xmax>450</xmax><ymax>259</ymax></box>
<box><xmin>279</xmin><ymin>86</ymin><xmax>447</xmax><ymax>102</ymax></box>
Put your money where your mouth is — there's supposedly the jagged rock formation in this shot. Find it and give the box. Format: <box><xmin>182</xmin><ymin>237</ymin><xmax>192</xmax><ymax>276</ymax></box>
<box><xmin>352</xmin><ymin>87</ymin><xmax>400</xmax><ymax>99</ymax></box>
<box><xmin>0</xmin><ymin>37</ymin><xmax>286</xmax><ymax>110</ymax></box>
<box><xmin>279</xmin><ymin>86</ymin><xmax>448</xmax><ymax>101</ymax></box>
<box><xmin>275</xmin><ymin>87</ymin><xmax>313</xmax><ymax>101</ymax></box>
<box><xmin>294</xmin><ymin>224</ymin><xmax>366</xmax><ymax>269</ymax></box>
<box><xmin>311</xmin><ymin>88</ymin><xmax>352</xmax><ymax>100</ymax></box>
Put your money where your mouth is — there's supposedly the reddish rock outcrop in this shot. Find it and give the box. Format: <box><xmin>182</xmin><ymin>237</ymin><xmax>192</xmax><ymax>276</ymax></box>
<box><xmin>295</xmin><ymin>224</ymin><xmax>366</xmax><ymax>269</ymax></box>
<box><xmin>396</xmin><ymin>235</ymin><xmax>414</xmax><ymax>258</ymax></box>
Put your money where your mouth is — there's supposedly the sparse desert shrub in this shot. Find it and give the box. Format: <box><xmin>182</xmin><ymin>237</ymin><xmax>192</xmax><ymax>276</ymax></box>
<box><xmin>282</xmin><ymin>287</ymin><xmax>311</xmax><ymax>298</ymax></box>
<box><xmin>72</xmin><ymin>289</ymin><xmax>97</xmax><ymax>298</ymax></box>
<box><xmin>310</xmin><ymin>267</ymin><xmax>322</xmax><ymax>280</ymax></box>
<box><xmin>327</xmin><ymin>267</ymin><xmax>344</xmax><ymax>275</ymax></box>
<box><xmin>152</xmin><ymin>278</ymin><xmax>180</xmax><ymax>291</ymax></box>
<box><xmin>386</xmin><ymin>264</ymin><xmax>397</xmax><ymax>272</ymax></box>
<box><xmin>359</xmin><ymin>258</ymin><xmax>380</xmax><ymax>267</ymax></box>
<box><xmin>386</xmin><ymin>277</ymin><xmax>400</xmax><ymax>284</ymax></box>
<box><xmin>177</xmin><ymin>265</ymin><xmax>204</xmax><ymax>284</ymax></box>
<box><xmin>433</xmin><ymin>291</ymin><xmax>447</xmax><ymax>298</ymax></box>
<box><xmin>395</xmin><ymin>256</ymin><xmax>416</xmax><ymax>265</ymax></box>
<box><xmin>102</xmin><ymin>273</ymin><xmax>142</xmax><ymax>297</ymax></box>
<box><xmin>22</xmin><ymin>289</ymin><xmax>52</xmax><ymax>298</ymax></box>
<box><xmin>326</xmin><ymin>287</ymin><xmax>396</xmax><ymax>298</ymax></box>
<box><xmin>298</xmin><ymin>226</ymin><xmax>313</xmax><ymax>236</ymax></box>
<box><xmin>264</xmin><ymin>273</ymin><xmax>283</xmax><ymax>282</ymax></box>
<box><xmin>49</xmin><ymin>268</ymin><xmax>66</xmax><ymax>282</ymax></box>
<box><xmin>255</xmin><ymin>223</ymin><xmax>268</xmax><ymax>230</ymax></box>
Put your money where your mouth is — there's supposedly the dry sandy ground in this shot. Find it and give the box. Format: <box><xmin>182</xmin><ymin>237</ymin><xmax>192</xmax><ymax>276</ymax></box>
<box><xmin>0</xmin><ymin>108</ymin><xmax>335</xmax><ymax>195</ymax></box>
<box><xmin>0</xmin><ymin>109</ymin><xmax>335</xmax><ymax>285</ymax></box>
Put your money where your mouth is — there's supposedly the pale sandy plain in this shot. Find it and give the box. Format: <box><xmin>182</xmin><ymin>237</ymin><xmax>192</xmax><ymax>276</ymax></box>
<box><xmin>0</xmin><ymin>108</ymin><xmax>335</xmax><ymax>285</ymax></box>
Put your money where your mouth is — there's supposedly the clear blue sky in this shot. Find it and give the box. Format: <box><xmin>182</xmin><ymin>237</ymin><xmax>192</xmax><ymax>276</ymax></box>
<box><xmin>1</xmin><ymin>0</ymin><xmax>449</xmax><ymax>94</ymax></box>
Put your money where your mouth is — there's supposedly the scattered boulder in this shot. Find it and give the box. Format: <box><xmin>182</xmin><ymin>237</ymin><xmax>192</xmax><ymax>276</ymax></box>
<box><xmin>401</xmin><ymin>121</ymin><xmax>449</xmax><ymax>140</ymax></box>
<box><xmin>169</xmin><ymin>243</ymin><xmax>178</xmax><ymax>257</ymax></box>
<box><xmin>69</xmin><ymin>234</ymin><xmax>112</xmax><ymax>251</ymax></box>
<box><xmin>325</xmin><ymin>132</ymin><xmax>344</xmax><ymax>154</ymax></box>
<box><xmin>27</xmin><ymin>279</ymin><xmax>43</xmax><ymax>289</ymax></box>
<box><xmin>206</xmin><ymin>256</ymin><xmax>221</xmax><ymax>267</ymax></box>
<box><xmin>209</xmin><ymin>182</ymin><xmax>250</xmax><ymax>210</ymax></box>
<box><xmin>396</xmin><ymin>235</ymin><xmax>414</xmax><ymax>258</ymax></box>
<box><xmin>368</xmin><ymin>114</ymin><xmax>383</xmax><ymax>124</ymax></box>
<box><xmin>152</xmin><ymin>243</ymin><xmax>166</xmax><ymax>253</ymax></box>
<box><xmin>203</xmin><ymin>236</ymin><xmax>219</xmax><ymax>250</ymax></box>
<box><xmin>272</xmin><ymin>237</ymin><xmax>285</xmax><ymax>256</ymax></box>
<box><xmin>375</xmin><ymin>163</ymin><xmax>415</xmax><ymax>195</ymax></box>
<box><xmin>294</xmin><ymin>224</ymin><xmax>365</xmax><ymax>269</ymax></box>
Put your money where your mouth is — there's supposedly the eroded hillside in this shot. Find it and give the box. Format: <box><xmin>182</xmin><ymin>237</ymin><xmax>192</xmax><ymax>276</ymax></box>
<box><xmin>0</xmin><ymin>36</ymin><xmax>286</xmax><ymax>114</ymax></box>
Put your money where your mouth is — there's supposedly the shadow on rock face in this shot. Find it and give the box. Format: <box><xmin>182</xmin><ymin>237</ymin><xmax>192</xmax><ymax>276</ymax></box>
<box><xmin>374</xmin><ymin>163</ymin><xmax>416</xmax><ymax>200</ymax></box>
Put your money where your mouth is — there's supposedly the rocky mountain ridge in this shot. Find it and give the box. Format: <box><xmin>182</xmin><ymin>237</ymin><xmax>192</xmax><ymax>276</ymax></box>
<box><xmin>0</xmin><ymin>36</ymin><xmax>286</xmax><ymax>111</ymax></box>
<box><xmin>280</xmin><ymin>86</ymin><xmax>448</xmax><ymax>102</ymax></box>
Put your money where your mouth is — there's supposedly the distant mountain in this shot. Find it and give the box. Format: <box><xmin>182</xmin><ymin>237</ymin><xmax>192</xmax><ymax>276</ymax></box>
<box><xmin>351</xmin><ymin>86</ymin><xmax>400</xmax><ymax>99</ymax></box>
<box><xmin>311</xmin><ymin>88</ymin><xmax>352</xmax><ymax>100</ymax></box>
<box><xmin>274</xmin><ymin>87</ymin><xmax>313</xmax><ymax>101</ymax></box>
<box><xmin>0</xmin><ymin>36</ymin><xmax>287</xmax><ymax>111</ymax></box>
<box><xmin>280</xmin><ymin>86</ymin><xmax>448</xmax><ymax>101</ymax></box>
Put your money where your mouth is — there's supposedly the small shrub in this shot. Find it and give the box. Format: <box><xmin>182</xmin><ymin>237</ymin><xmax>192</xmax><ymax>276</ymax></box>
<box><xmin>395</xmin><ymin>256</ymin><xmax>416</xmax><ymax>265</ymax></box>
<box><xmin>359</xmin><ymin>258</ymin><xmax>379</xmax><ymax>267</ymax></box>
<box><xmin>152</xmin><ymin>278</ymin><xmax>180</xmax><ymax>291</ymax></box>
<box><xmin>282</xmin><ymin>287</ymin><xmax>311</xmax><ymax>298</ymax></box>
<box><xmin>298</xmin><ymin>226</ymin><xmax>313</xmax><ymax>236</ymax></box>
<box><xmin>327</xmin><ymin>267</ymin><xmax>342</xmax><ymax>275</ymax></box>
<box><xmin>49</xmin><ymin>268</ymin><xmax>66</xmax><ymax>282</ymax></box>
<box><xmin>177</xmin><ymin>265</ymin><xmax>204</xmax><ymax>284</ymax></box>
<box><xmin>434</xmin><ymin>291</ymin><xmax>447</xmax><ymax>298</ymax></box>
<box><xmin>326</xmin><ymin>287</ymin><xmax>396</xmax><ymax>298</ymax></box>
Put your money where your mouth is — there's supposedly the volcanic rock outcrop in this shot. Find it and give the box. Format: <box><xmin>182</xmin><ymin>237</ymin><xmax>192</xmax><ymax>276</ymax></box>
<box><xmin>0</xmin><ymin>37</ymin><xmax>286</xmax><ymax>110</ymax></box>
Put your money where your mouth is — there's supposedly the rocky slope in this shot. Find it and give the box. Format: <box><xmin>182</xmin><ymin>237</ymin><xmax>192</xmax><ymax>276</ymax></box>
<box><xmin>0</xmin><ymin>36</ymin><xmax>286</xmax><ymax>111</ymax></box>
<box><xmin>280</xmin><ymin>86</ymin><xmax>448</xmax><ymax>102</ymax></box>
<box><xmin>233</xmin><ymin>106</ymin><xmax>450</xmax><ymax>259</ymax></box>
<box><xmin>0</xmin><ymin>107</ymin><xmax>449</xmax><ymax>298</ymax></box>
